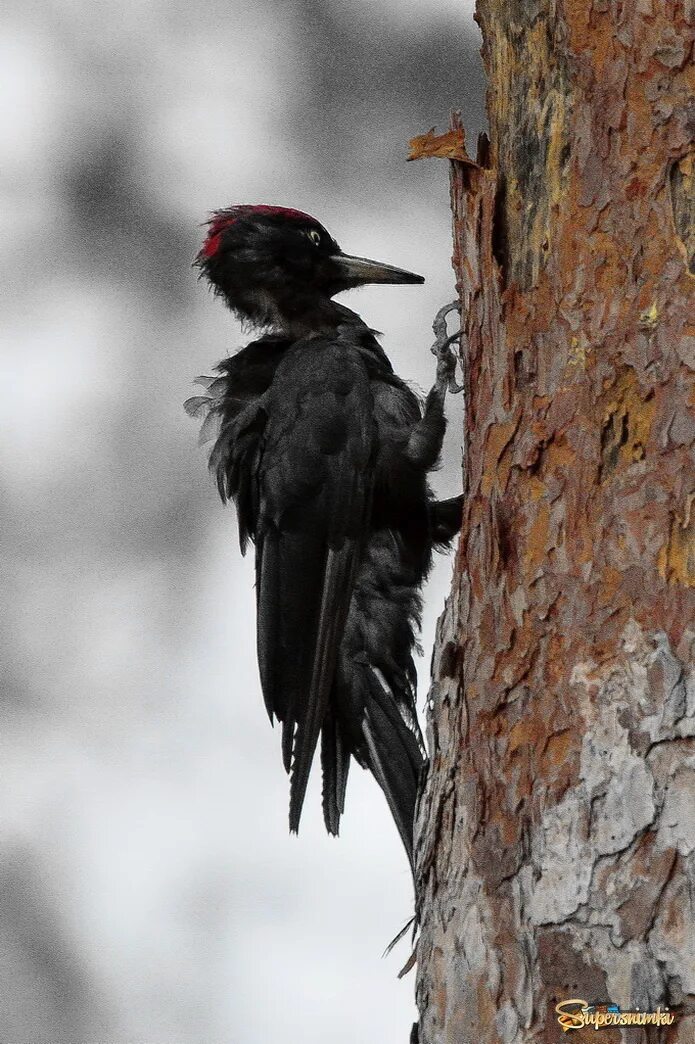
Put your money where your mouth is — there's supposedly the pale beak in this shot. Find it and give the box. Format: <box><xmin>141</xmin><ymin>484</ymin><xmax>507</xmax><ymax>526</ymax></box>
<box><xmin>331</xmin><ymin>252</ymin><xmax>424</xmax><ymax>286</ymax></box>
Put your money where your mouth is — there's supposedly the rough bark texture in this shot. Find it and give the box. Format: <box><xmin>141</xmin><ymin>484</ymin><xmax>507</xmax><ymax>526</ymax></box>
<box><xmin>415</xmin><ymin>2</ymin><xmax>695</xmax><ymax>1041</ymax></box>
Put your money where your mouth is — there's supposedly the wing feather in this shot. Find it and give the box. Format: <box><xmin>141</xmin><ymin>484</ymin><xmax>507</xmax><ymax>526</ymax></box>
<box><xmin>254</xmin><ymin>336</ymin><xmax>374</xmax><ymax>833</ymax></box>
<box><xmin>288</xmin><ymin>541</ymin><xmax>357</xmax><ymax>832</ymax></box>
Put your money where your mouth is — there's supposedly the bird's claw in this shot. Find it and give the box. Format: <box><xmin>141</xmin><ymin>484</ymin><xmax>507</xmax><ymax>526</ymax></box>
<box><xmin>431</xmin><ymin>300</ymin><xmax>464</xmax><ymax>395</ymax></box>
<box><xmin>432</xmin><ymin>300</ymin><xmax>461</xmax><ymax>342</ymax></box>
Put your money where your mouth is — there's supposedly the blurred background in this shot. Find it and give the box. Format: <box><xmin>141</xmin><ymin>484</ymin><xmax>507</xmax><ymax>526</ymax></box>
<box><xmin>1</xmin><ymin>1</ymin><xmax>484</xmax><ymax>1040</ymax></box>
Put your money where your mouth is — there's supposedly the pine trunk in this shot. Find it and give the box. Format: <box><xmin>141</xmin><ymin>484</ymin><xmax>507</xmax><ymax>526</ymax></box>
<box><xmin>414</xmin><ymin>1</ymin><xmax>695</xmax><ymax>1041</ymax></box>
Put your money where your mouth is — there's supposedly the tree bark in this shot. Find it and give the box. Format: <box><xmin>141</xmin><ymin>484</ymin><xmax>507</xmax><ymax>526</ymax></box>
<box><xmin>414</xmin><ymin>2</ymin><xmax>695</xmax><ymax>1041</ymax></box>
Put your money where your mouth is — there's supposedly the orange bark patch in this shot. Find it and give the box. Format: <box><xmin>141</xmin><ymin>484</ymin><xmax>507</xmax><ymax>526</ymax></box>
<box><xmin>599</xmin><ymin>369</ymin><xmax>656</xmax><ymax>482</ymax></box>
<box><xmin>659</xmin><ymin>493</ymin><xmax>695</xmax><ymax>587</ymax></box>
<box><xmin>481</xmin><ymin>418</ymin><xmax>519</xmax><ymax>496</ymax></box>
<box><xmin>523</xmin><ymin>500</ymin><xmax>551</xmax><ymax>574</ymax></box>
<box><xmin>541</xmin><ymin>729</ymin><xmax>574</xmax><ymax>772</ymax></box>
<box><xmin>407</xmin><ymin>126</ymin><xmax>477</xmax><ymax>165</ymax></box>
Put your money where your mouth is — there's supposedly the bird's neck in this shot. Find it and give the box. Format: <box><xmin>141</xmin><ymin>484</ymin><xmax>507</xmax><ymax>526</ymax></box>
<box><xmin>258</xmin><ymin>296</ymin><xmax>356</xmax><ymax>340</ymax></box>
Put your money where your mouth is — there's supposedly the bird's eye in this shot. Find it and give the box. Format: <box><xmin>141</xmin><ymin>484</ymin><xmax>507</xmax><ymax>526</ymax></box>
<box><xmin>306</xmin><ymin>229</ymin><xmax>322</xmax><ymax>246</ymax></box>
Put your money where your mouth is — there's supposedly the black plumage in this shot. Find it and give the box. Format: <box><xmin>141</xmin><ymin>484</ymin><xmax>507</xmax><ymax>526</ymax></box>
<box><xmin>187</xmin><ymin>205</ymin><xmax>461</xmax><ymax>867</ymax></box>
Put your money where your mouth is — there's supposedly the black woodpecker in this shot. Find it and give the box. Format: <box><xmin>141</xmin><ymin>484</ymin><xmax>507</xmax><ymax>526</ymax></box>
<box><xmin>187</xmin><ymin>204</ymin><xmax>461</xmax><ymax>869</ymax></box>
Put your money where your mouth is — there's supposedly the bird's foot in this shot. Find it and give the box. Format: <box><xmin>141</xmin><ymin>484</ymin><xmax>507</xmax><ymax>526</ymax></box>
<box><xmin>431</xmin><ymin>300</ymin><xmax>464</xmax><ymax>395</ymax></box>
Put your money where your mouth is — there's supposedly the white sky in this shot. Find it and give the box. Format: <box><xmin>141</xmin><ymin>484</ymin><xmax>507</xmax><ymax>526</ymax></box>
<box><xmin>0</xmin><ymin>2</ymin><xmax>484</xmax><ymax>1040</ymax></box>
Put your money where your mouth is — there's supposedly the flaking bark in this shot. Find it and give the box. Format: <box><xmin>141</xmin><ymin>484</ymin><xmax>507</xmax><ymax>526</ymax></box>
<box><xmin>415</xmin><ymin>1</ymin><xmax>695</xmax><ymax>1041</ymax></box>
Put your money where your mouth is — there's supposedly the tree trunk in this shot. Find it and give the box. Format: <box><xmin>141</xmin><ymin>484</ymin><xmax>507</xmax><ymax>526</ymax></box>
<box><xmin>414</xmin><ymin>2</ymin><xmax>695</xmax><ymax>1041</ymax></box>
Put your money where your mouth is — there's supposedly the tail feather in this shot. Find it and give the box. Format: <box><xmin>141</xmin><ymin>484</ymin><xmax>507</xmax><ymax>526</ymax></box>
<box><xmin>362</xmin><ymin>671</ymin><xmax>425</xmax><ymax>870</ymax></box>
<box><xmin>320</xmin><ymin>708</ymin><xmax>350</xmax><ymax>835</ymax></box>
<box><xmin>288</xmin><ymin>543</ymin><xmax>356</xmax><ymax>833</ymax></box>
<box><xmin>282</xmin><ymin>719</ymin><xmax>294</xmax><ymax>774</ymax></box>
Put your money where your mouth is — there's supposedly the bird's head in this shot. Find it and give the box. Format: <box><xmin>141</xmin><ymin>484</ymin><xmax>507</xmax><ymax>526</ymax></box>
<box><xmin>195</xmin><ymin>205</ymin><xmax>424</xmax><ymax>333</ymax></box>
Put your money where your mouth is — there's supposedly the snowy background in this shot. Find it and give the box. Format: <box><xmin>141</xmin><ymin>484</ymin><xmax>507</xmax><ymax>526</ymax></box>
<box><xmin>1</xmin><ymin>1</ymin><xmax>484</xmax><ymax>1040</ymax></box>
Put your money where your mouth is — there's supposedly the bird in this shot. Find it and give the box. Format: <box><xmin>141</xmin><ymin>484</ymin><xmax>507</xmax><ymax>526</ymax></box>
<box><xmin>186</xmin><ymin>204</ymin><xmax>462</xmax><ymax>870</ymax></box>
